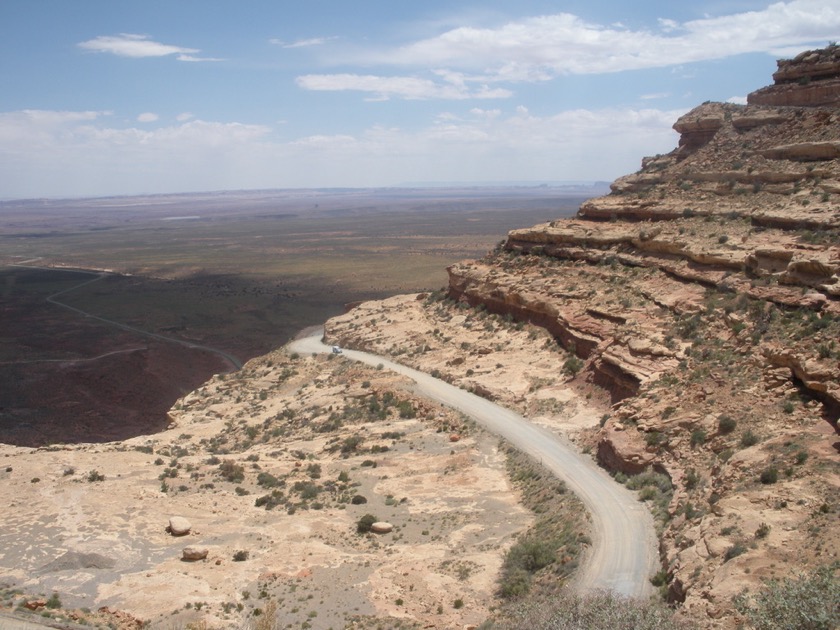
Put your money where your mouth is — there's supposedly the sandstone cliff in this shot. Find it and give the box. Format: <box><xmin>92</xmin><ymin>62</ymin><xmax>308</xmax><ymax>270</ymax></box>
<box><xmin>440</xmin><ymin>46</ymin><xmax>839</xmax><ymax>626</ymax></box>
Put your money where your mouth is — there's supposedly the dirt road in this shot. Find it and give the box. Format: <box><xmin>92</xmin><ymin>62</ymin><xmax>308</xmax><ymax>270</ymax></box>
<box><xmin>289</xmin><ymin>329</ymin><xmax>658</xmax><ymax>598</ymax></box>
<box><xmin>10</xmin><ymin>263</ymin><xmax>243</xmax><ymax>370</ymax></box>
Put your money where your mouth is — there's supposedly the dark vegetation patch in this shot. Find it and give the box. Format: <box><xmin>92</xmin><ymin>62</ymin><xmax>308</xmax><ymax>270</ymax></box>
<box><xmin>495</xmin><ymin>445</ymin><xmax>589</xmax><ymax>601</ymax></box>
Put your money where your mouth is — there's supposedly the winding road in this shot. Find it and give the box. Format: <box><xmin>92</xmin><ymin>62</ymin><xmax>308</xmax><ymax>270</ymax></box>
<box><xmin>289</xmin><ymin>328</ymin><xmax>658</xmax><ymax>598</ymax></box>
<box><xmin>9</xmin><ymin>263</ymin><xmax>242</xmax><ymax>370</ymax></box>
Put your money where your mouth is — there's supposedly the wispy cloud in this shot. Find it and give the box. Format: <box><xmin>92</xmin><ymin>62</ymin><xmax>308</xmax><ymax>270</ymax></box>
<box><xmin>270</xmin><ymin>36</ymin><xmax>337</xmax><ymax>48</ymax></box>
<box><xmin>0</xmin><ymin>106</ymin><xmax>682</xmax><ymax>197</ymax></box>
<box><xmin>78</xmin><ymin>33</ymin><xmax>222</xmax><ymax>61</ymax></box>
<box><xmin>137</xmin><ymin>112</ymin><xmax>159</xmax><ymax>123</ymax></box>
<box><xmin>346</xmin><ymin>0</ymin><xmax>839</xmax><ymax>81</ymax></box>
<box><xmin>177</xmin><ymin>54</ymin><xmax>225</xmax><ymax>62</ymax></box>
<box><xmin>296</xmin><ymin>73</ymin><xmax>512</xmax><ymax>100</ymax></box>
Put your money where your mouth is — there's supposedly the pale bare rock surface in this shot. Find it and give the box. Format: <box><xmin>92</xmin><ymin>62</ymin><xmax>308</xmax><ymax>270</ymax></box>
<box><xmin>0</xmin><ymin>347</ymin><xmax>537</xmax><ymax>629</ymax></box>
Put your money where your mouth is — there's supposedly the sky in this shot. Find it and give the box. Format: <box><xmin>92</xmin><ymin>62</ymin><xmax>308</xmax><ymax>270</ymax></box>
<box><xmin>1</xmin><ymin>0</ymin><xmax>839</xmax><ymax>199</ymax></box>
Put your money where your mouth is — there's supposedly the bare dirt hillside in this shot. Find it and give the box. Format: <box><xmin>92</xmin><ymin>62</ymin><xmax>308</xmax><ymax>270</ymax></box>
<box><xmin>328</xmin><ymin>46</ymin><xmax>840</xmax><ymax>628</ymax></box>
<box><xmin>0</xmin><ymin>343</ymin><xmax>589</xmax><ymax>629</ymax></box>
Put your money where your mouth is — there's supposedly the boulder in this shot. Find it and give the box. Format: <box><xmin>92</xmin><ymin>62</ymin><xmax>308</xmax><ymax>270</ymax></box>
<box><xmin>168</xmin><ymin>516</ymin><xmax>191</xmax><ymax>536</ymax></box>
<box><xmin>182</xmin><ymin>546</ymin><xmax>209</xmax><ymax>562</ymax></box>
<box><xmin>370</xmin><ymin>522</ymin><xmax>393</xmax><ymax>534</ymax></box>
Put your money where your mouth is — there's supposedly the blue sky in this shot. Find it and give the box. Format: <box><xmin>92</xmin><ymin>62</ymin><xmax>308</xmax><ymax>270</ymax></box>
<box><xmin>1</xmin><ymin>0</ymin><xmax>838</xmax><ymax>198</ymax></box>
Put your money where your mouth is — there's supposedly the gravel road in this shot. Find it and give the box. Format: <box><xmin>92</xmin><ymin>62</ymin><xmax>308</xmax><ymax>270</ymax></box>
<box><xmin>289</xmin><ymin>328</ymin><xmax>658</xmax><ymax>598</ymax></box>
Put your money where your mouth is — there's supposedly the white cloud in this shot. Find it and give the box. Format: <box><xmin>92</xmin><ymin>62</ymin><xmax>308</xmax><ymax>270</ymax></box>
<box><xmin>78</xmin><ymin>34</ymin><xmax>221</xmax><ymax>61</ymax></box>
<box><xmin>469</xmin><ymin>108</ymin><xmax>502</xmax><ymax>119</ymax></box>
<box><xmin>137</xmin><ymin>112</ymin><xmax>159</xmax><ymax>123</ymax></box>
<box><xmin>640</xmin><ymin>92</ymin><xmax>671</xmax><ymax>100</ymax></box>
<box><xmin>0</xmin><ymin>106</ymin><xmax>683</xmax><ymax>197</ymax></box>
<box><xmin>295</xmin><ymin>73</ymin><xmax>512</xmax><ymax>100</ymax></box>
<box><xmin>658</xmin><ymin>18</ymin><xmax>681</xmax><ymax>33</ymax></box>
<box><xmin>727</xmin><ymin>96</ymin><xmax>748</xmax><ymax>104</ymax></box>
<box><xmin>176</xmin><ymin>112</ymin><xmax>194</xmax><ymax>122</ymax></box>
<box><xmin>0</xmin><ymin>110</ymin><xmax>273</xmax><ymax>197</ymax></box>
<box><xmin>348</xmin><ymin>0</ymin><xmax>839</xmax><ymax>81</ymax></box>
<box><xmin>271</xmin><ymin>36</ymin><xmax>337</xmax><ymax>48</ymax></box>
<box><xmin>176</xmin><ymin>54</ymin><xmax>226</xmax><ymax>62</ymax></box>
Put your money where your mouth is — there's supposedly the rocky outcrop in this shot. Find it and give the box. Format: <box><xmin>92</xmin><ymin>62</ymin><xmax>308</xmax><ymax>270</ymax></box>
<box><xmin>749</xmin><ymin>44</ymin><xmax>840</xmax><ymax>107</ymax></box>
<box><xmin>442</xmin><ymin>46</ymin><xmax>840</xmax><ymax>628</ymax></box>
<box><xmin>762</xmin><ymin>345</ymin><xmax>840</xmax><ymax>419</ymax></box>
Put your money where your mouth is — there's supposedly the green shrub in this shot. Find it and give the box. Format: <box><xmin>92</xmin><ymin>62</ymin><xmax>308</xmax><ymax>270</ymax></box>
<box><xmin>490</xmin><ymin>590</ymin><xmax>694</xmax><ymax>629</ymax></box>
<box><xmin>498</xmin><ymin>539</ymin><xmax>557</xmax><ymax>599</ymax></box>
<box><xmin>45</xmin><ymin>593</ymin><xmax>61</xmax><ymax>609</ymax></box>
<box><xmin>645</xmin><ymin>431</ymin><xmax>663</xmax><ymax>448</ymax></box>
<box><xmin>755</xmin><ymin>522</ymin><xmax>771</xmax><ymax>539</ymax></box>
<box><xmin>741</xmin><ymin>430</ymin><xmax>759</xmax><ymax>447</ymax></box>
<box><xmin>690</xmin><ymin>428</ymin><xmax>707</xmax><ymax>448</ymax></box>
<box><xmin>639</xmin><ymin>486</ymin><xmax>658</xmax><ymax>501</ymax></box>
<box><xmin>356</xmin><ymin>514</ymin><xmax>377</xmax><ymax>534</ymax></box>
<box><xmin>218</xmin><ymin>460</ymin><xmax>245</xmax><ymax>483</ymax></box>
<box><xmin>232</xmin><ymin>550</ymin><xmax>249</xmax><ymax>562</ymax></box>
<box><xmin>718</xmin><ymin>415</ymin><xmax>737</xmax><ymax>434</ymax></box>
<box><xmin>725</xmin><ymin>542</ymin><xmax>747</xmax><ymax>561</ymax></box>
<box><xmin>734</xmin><ymin>564</ymin><xmax>839</xmax><ymax>630</ymax></box>
<box><xmin>397</xmin><ymin>401</ymin><xmax>416</xmax><ymax>418</ymax></box>
<box><xmin>340</xmin><ymin>435</ymin><xmax>363</xmax><ymax>454</ymax></box>
<box><xmin>256</xmin><ymin>472</ymin><xmax>281</xmax><ymax>488</ymax></box>
<box><xmin>563</xmin><ymin>355</ymin><xmax>584</xmax><ymax>376</ymax></box>
<box><xmin>507</xmin><ymin>540</ymin><xmax>556</xmax><ymax>573</ymax></box>
<box><xmin>625</xmin><ymin>470</ymin><xmax>672</xmax><ymax>494</ymax></box>
<box><xmin>684</xmin><ymin>468</ymin><xmax>700</xmax><ymax>490</ymax></box>
<box><xmin>498</xmin><ymin>568</ymin><xmax>531</xmax><ymax>599</ymax></box>
<box><xmin>292</xmin><ymin>480</ymin><xmax>320</xmax><ymax>499</ymax></box>
<box><xmin>759</xmin><ymin>467</ymin><xmax>778</xmax><ymax>484</ymax></box>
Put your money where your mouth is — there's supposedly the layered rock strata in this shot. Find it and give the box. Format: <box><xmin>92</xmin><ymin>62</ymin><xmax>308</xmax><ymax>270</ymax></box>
<box><xmin>749</xmin><ymin>44</ymin><xmax>840</xmax><ymax>107</ymax></box>
<box><xmin>442</xmin><ymin>46</ymin><xmax>840</xmax><ymax>627</ymax></box>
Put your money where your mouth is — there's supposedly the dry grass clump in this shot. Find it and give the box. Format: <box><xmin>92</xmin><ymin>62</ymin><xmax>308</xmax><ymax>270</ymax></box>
<box><xmin>482</xmin><ymin>590</ymin><xmax>695</xmax><ymax>630</ymax></box>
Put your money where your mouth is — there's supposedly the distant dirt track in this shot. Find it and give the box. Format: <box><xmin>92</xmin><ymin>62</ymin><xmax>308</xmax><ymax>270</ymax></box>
<box><xmin>289</xmin><ymin>328</ymin><xmax>658</xmax><ymax>598</ymax></box>
<box><xmin>13</xmin><ymin>263</ymin><xmax>242</xmax><ymax>370</ymax></box>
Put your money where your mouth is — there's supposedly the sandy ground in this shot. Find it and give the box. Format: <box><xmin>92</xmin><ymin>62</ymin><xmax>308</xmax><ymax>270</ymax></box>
<box><xmin>0</xmin><ymin>348</ymin><xmax>533</xmax><ymax>629</ymax></box>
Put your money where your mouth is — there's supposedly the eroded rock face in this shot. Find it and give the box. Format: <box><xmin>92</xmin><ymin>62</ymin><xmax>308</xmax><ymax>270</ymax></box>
<box><xmin>749</xmin><ymin>44</ymin><xmax>840</xmax><ymax>107</ymax></box>
<box><xmin>440</xmin><ymin>45</ymin><xmax>840</xmax><ymax>628</ymax></box>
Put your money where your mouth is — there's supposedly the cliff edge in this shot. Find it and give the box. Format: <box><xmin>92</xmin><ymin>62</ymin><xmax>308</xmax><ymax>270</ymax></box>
<box><xmin>327</xmin><ymin>46</ymin><xmax>840</xmax><ymax>628</ymax></box>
